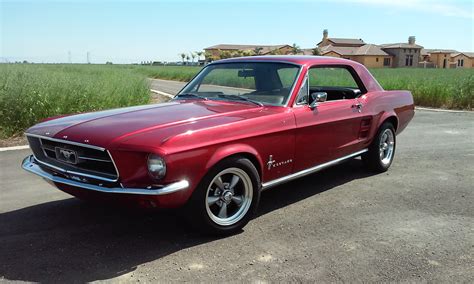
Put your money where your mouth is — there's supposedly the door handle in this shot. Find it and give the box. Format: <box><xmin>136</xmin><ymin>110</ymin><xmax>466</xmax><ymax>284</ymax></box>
<box><xmin>352</xmin><ymin>102</ymin><xmax>363</xmax><ymax>112</ymax></box>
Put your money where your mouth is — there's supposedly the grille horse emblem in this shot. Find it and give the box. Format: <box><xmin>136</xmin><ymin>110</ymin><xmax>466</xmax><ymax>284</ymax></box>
<box><xmin>55</xmin><ymin>147</ymin><xmax>78</xmax><ymax>164</ymax></box>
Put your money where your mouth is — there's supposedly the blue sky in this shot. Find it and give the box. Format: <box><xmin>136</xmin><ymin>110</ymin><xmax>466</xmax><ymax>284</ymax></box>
<box><xmin>1</xmin><ymin>0</ymin><xmax>473</xmax><ymax>63</ymax></box>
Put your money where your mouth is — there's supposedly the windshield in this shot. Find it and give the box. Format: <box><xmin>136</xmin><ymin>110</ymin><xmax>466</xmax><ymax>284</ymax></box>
<box><xmin>177</xmin><ymin>62</ymin><xmax>301</xmax><ymax>106</ymax></box>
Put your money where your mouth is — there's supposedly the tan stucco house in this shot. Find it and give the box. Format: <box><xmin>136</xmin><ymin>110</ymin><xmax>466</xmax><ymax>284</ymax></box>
<box><xmin>420</xmin><ymin>49</ymin><xmax>473</xmax><ymax>68</ymax></box>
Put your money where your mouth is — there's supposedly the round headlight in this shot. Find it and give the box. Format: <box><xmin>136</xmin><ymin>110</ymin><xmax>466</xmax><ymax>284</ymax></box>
<box><xmin>147</xmin><ymin>154</ymin><xmax>166</xmax><ymax>179</ymax></box>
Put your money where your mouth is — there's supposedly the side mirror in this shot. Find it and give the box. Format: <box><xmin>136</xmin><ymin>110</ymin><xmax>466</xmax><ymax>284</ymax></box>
<box><xmin>309</xmin><ymin>92</ymin><xmax>327</xmax><ymax>109</ymax></box>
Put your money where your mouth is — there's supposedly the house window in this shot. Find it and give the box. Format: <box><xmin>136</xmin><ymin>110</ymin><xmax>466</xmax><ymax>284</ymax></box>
<box><xmin>404</xmin><ymin>49</ymin><xmax>406</xmax><ymax>52</ymax></box>
<box><xmin>405</xmin><ymin>55</ymin><xmax>414</xmax><ymax>66</ymax></box>
<box><xmin>383</xmin><ymin>58</ymin><xmax>391</xmax><ymax>66</ymax></box>
<box><xmin>458</xmin><ymin>59</ymin><xmax>464</xmax><ymax>67</ymax></box>
<box><xmin>376</xmin><ymin>58</ymin><xmax>379</xmax><ymax>62</ymax></box>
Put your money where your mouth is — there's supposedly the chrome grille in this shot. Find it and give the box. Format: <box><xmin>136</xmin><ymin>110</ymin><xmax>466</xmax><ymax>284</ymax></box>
<box><xmin>26</xmin><ymin>135</ymin><xmax>119</xmax><ymax>182</ymax></box>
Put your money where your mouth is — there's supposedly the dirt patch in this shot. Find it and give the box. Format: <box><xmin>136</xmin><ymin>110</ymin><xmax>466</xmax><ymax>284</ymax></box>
<box><xmin>0</xmin><ymin>135</ymin><xmax>27</xmax><ymax>148</ymax></box>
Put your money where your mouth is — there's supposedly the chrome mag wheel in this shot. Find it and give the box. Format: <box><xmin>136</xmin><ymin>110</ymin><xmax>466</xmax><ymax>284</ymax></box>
<box><xmin>379</xmin><ymin>128</ymin><xmax>395</xmax><ymax>165</ymax></box>
<box><xmin>205</xmin><ymin>167</ymin><xmax>253</xmax><ymax>226</ymax></box>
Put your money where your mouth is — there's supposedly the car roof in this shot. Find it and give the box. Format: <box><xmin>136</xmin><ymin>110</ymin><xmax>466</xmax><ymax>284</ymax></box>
<box><xmin>211</xmin><ymin>55</ymin><xmax>359</xmax><ymax>67</ymax></box>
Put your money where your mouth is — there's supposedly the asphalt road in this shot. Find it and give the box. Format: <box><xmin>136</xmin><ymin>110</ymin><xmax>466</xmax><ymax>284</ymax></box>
<box><xmin>149</xmin><ymin>78</ymin><xmax>185</xmax><ymax>95</ymax></box>
<box><xmin>1</xmin><ymin>82</ymin><xmax>473</xmax><ymax>282</ymax></box>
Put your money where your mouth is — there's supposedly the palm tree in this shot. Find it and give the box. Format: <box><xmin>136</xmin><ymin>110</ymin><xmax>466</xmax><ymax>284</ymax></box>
<box><xmin>185</xmin><ymin>55</ymin><xmax>190</xmax><ymax>64</ymax></box>
<box><xmin>180</xmin><ymin>53</ymin><xmax>186</xmax><ymax>64</ymax></box>
<box><xmin>291</xmin><ymin>43</ymin><xmax>302</xmax><ymax>55</ymax></box>
<box><xmin>190</xmin><ymin>52</ymin><xmax>196</xmax><ymax>64</ymax></box>
<box><xmin>253</xmin><ymin>47</ymin><xmax>263</xmax><ymax>56</ymax></box>
<box><xmin>196</xmin><ymin>51</ymin><xmax>204</xmax><ymax>61</ymax></box>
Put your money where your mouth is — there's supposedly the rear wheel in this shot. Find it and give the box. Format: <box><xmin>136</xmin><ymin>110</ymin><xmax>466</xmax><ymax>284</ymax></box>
<box><xmin>363</xmin><ymin>122</ymin><xmax>396</xmax><ymax>172</ymax></box>
<box><xmin>186</xmin><ymin>156</ymin><xmax>260</xmax><ymax>235</ymax></box>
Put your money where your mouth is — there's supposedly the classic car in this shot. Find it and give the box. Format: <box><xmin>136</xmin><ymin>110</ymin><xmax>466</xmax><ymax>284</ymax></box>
<box><xmin>22</xmin><ymin>56</ymin><xmax>414</xmax><ymax>234</ymax></box>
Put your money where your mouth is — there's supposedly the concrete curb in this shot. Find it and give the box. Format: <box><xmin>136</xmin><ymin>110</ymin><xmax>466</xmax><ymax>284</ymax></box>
<box><xmin>0</xmin><ymin>145</ymin><xmax>30</xmax><ymax>152</ymax></box>
<box><xmin>415</xmin><ymin>107</ymin><xmax>470</xmax><ymax>113</ymax></box>
<box><xmin>150</xmin><ymin>89</ymin><xmax>174</xmax><ymax>99</ymax></box>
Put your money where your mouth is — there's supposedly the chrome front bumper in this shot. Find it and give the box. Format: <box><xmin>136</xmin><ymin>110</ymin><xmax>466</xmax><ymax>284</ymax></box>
<box><xmin>22</xmin><ymin>155</ymin><xmax>189</xmax><ymax>196</ymax></box>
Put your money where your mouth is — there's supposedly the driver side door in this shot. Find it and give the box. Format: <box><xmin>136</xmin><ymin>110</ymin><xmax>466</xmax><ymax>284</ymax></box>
<box><xmin>292</xmin><ymin>65</ymin><xmax>371</xmax><ymax>172</ymax></box>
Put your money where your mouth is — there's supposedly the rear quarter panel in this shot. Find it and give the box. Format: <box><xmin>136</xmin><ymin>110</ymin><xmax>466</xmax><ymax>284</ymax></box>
<box><xmin>360</xmin><ymin>90</ymin><xmax>415</xmax><ymax>140</ymax></box>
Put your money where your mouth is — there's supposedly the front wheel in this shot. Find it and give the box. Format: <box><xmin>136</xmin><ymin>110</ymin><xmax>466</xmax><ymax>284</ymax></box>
<box><xmin>362</xmin><ymin>122</ymin><xmax>396</xmax><ymax>172</ymax></box>
<box><xmin>186</xmin><ymin>156</ymin><xmax>260</xmax><ymax>235</ymax></box>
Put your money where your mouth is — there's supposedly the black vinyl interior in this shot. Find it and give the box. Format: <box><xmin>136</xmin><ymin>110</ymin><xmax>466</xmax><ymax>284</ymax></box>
<box><xmin>309</xmin><ymin>87</ymin><xmax>361</xmax><ymax>103</ymax></box>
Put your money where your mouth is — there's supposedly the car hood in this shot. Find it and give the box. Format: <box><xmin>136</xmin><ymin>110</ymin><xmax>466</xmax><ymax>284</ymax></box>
<box><xmin>26</xmin><ymin>100</ymin><xmax>265</xmax><ymax>148</ymax></box>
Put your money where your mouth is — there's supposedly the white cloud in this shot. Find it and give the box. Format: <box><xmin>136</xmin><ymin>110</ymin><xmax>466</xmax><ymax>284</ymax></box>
<box><xmin>339</xmin><ymin>0</ymin><xmax>473</xmax><ymax>19</ymax></box>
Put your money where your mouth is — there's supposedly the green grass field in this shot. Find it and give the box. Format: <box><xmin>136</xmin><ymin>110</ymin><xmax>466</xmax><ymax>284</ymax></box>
<box><xmin>0</xmin><ymin>64</ymin><xmax>150</xmax><ymax>138</ymax></box>
<box><xmin>0</xmin><ymin>63</ymin><xmax>472</xmax><ymax>139</ymax></box>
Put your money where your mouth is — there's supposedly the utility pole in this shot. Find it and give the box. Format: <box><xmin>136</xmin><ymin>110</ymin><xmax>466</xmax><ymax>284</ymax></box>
<box><xmin>86</xmin><ymin>51</ymin><xmax>90</xmax><ymax>64</ymax></box>
<box><xmin>68</xmin><ymin>51</ymin><xmax>71</xmax><ymax>64</ymax></box>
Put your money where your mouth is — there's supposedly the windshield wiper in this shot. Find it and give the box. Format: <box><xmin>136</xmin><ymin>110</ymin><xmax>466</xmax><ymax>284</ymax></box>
<box><xmin>174</xmin><ymin>93</ymin><xmax>207</xmax><ymax>100</ymax></box>
<box><xmin>217</xmin><ymin>94</ymin><xmax>264</xmax><ymax>107</ymax></box>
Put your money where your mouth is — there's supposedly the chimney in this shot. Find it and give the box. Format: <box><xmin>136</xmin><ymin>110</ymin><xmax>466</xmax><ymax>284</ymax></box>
<box><xmin>408</xmin><ymin>36</ymin><xmax>416</xmax><ymax>45</ymax></box>
<box><xmin>323</xmin><ymin>29</ymin><xmax>328</xmax><ymax>40</ymax></box>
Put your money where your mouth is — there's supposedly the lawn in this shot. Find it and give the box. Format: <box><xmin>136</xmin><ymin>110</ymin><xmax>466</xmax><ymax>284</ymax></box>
<box><xmin>0</xmin><ymin>63</ymin><xmax>472</xmax><ymax>139</ymax></box>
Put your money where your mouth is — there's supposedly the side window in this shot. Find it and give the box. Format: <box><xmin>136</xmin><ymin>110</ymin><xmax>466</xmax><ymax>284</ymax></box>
<box><xmin>295</xmin><ymin>76</ymin><xmax>309</xmax><ymax>105</ymax></box>
<box><xmin>308</xmin><ymin>67</ymin><xmax>362</xmax><ymax>101</ymax></box>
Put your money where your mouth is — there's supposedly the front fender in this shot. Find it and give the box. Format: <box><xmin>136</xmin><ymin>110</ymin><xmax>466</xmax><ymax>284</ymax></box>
<box><xmin>205</xmin><ymin>143</ymin><xmax>264</xmax><ymax>175</ymax></box>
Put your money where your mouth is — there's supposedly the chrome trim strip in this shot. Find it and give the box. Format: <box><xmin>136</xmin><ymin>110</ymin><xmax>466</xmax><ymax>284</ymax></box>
<box><xmin>107</xmin><ymin>150</ymin><xmax>121</xmax><ymax>180</ymax></box>
<box><xmin>26</xmin><ymin>133</ymin><xmax>106</xmax><ymax>151</ymax></box>
<box><xmin>78</xmin><ymin>156</ymin><xmax>112</xmax><ymax>162</ymax></box>
<box><xmin>22</xmin><ymin>155</ymin><xmax>189</xmax><ymax>196</ymax></box>
<box><xmin>261</xmin><ymin>149</ymin><xmax>368</xmax><ymax>190</ymax></box>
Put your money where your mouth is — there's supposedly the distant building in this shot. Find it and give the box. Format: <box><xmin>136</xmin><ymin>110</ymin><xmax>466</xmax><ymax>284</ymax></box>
<box><xmin>203</xmin><ymin>30</ymin><xmax>472</xmax><ymax>68</ymax></box>
<box><xmin>379</xmin><ymin>36</ymin><xmax>423</xmax><ymax>68</ymax></box>
<box><xmin>421</xmin><ymin>49</ymin><xmax>473</xmax><ymax>68</ymax></box>
<box><xmin>317</xmin><ymin>29</ymin><xmax>393</xmax><ymax>68</ymax></box>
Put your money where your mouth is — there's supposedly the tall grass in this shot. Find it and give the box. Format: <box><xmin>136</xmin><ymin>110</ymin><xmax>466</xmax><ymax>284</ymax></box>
<box><xmin>0</xmin><ymin>64</ymin><xmax>150</xmax><ymax>138</ymax></box>
<box><xmin>370</xmin><ymin>68</ymin><xmax>473</xmax><ymax>110</ymax></box>
<box><xmin>128</xmin><ymin>65</ymin><xmax>201</xmax><ymax>82</ymax></box>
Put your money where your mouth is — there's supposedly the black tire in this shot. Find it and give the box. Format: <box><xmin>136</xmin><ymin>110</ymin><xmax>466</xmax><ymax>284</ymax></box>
<box><xmin>185</xmin><ymin>156</ymin><xmax>261</xmax><ymax>235</ymax></box>
<box><xmin>362</xmin><ymin>122</ymin><xmax>396</xmax><ymax>172</ymax></box>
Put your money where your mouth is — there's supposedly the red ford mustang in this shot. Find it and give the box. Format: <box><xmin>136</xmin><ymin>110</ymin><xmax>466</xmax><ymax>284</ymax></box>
<box><xmin>22</xmin><ymin>56</ymin><xmax>414</xmax><ymax>234</ymax></box>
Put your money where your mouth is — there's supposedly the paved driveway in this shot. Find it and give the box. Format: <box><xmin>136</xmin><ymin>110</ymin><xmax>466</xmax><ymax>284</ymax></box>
<box><xmin>1</xmin><ymin>83</ymin><xmax>473</xmax><ymax>282</ymax></box>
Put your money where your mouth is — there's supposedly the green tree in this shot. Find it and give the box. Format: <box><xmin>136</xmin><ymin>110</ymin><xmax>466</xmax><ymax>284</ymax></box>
<box><xmin>269</xmin><ymin>48</ymin><xmax>283</xmax><ymax>55</ymax></box>
<box><xmin>241</xmin><ymin>50</ymin><xmax>253</xmax><ymax>57</ymax></box>
<box><xmin>291</xmin><ymin>43</ymin><xmax>302</xmax><ymax>55</ymax></box>
<box><xmin>253</xmin><ymin>47</ymin><xmax>263</xmax><ymax>55</ymax></box>
<box><xmin>190</xmin><ymin>52</ymin><xmax>197</xmax><ymax>64</ymax></box>
<box><xmin>312</xmin><ymin>47</ymin><xmax>321</xmax><ymax>56</ymax></box>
